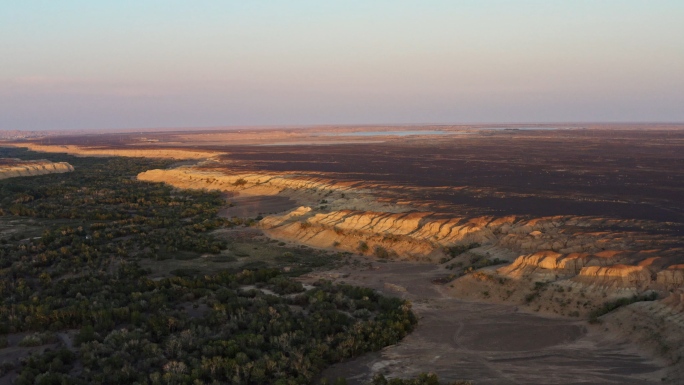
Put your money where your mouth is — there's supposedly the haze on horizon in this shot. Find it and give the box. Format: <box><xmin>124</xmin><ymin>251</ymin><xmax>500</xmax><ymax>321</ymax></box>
<box><xmin>2</xmin><ymin>1</ymin><xmax>683</xmax><ymax>131</ymax></box>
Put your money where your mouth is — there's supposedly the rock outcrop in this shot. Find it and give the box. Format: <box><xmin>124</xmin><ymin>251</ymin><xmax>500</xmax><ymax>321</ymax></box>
<box><xmin>5</xmin><ymin>143</ymin><xmax>220</xmax><ymax>160</ymax></box>
<box><xmin>575</xmin><ymin>264</ymin><xmax>653</xmax><ymax>289</ymax></box>
<box><xmin>657</xmin><ymin>265</ymin><xmax>684</xmax><ymax>289</ymax></box>
<box><xmin>0</xmin><ymin>158</ymin><xmax>74</xmax><ymax>180</ymax></box>
<box><xmin>138</xmin><ymin>166</ymin><xmax>684</xmax><ymax>289</ymax></box>
<box><xmin>137</xmin><ymin>167</ymin><xmax>408</xmax><ymax>213</ymax></box>
<box><xmin>137</xmin><ymin>166</ymin><xmax>684</xmax><ymax>292</ymax></box>
<box><xmin>262</xmin><ymin>209</ymin><xmax>517</xmax><ymax>259</ymax></box>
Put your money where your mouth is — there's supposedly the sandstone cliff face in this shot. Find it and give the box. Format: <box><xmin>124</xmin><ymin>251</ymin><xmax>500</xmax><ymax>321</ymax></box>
<box><xmin>657</xmin><ymin>265</ymin><xmax>684</xmax><ymax>289</ymax></box>
<box><xmin>138</xmin><ymin>168</ymin><xmax>347</xmax><ymax>197</ymax></box>
<box><xmin>125</xmin><ymin>162</ymin><xmax>684</xmax><ymax>372</ymax></box>
<box><xmin>575</xmin><ymin>264</ymin><xmax>653</xmax><ymax>289</ymax></box>
<box><xmin>141</xmin><ymin>166</ymin><xmax>683</xmax><ymax>295</ymax></box>
<box><xmin>261</xmin><ymin>210</ymin><xmax>519</xmax><ymax>259</ymax></box>
<box><xmin>498</xmin><ymin>250</ymin><xmax>630</xmax><ymax>278</ymax></box>
<box><xmin>0</xmin><ymin>159</ymin><xmax>74</xmax><ymax>180</ymax></box>
<box><xmin>137</xmin><ymin>166</ymin><xmax>684</xmax><ymax>294</ymax></box>
<box><xmin>494</xmin><ymin>248</ymin><xmax>684</xmax><ymax>293</ymax></box>
<box><xmin>138</xmin><ymin>167</ymin><xmax>508</xmax><ymax>258</ymax></box>
<box><xmin>137</xmin><ymin>167</ymin><xmax>409</xmax><ymax>214</ymax></box>
<box><xmin>661</xmin><ymin>289</ymin><xmax>684</xmax><ymax>313</ymax></box>
<box><xmin>6</xmin><ymin>143</ymin><xmax>219</xmax><ymax>160</ymax></box>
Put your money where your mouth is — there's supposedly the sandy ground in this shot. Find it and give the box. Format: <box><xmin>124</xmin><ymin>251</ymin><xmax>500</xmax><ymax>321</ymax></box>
<box><xmin>310</xmin><ymin>260</ymin><xmax>667</xmax><ymax>384</ymax></box>
<box><xmin>220</xmin><ymin>195</ymin><xmax>297</xmax><ymax>218</ymax></box>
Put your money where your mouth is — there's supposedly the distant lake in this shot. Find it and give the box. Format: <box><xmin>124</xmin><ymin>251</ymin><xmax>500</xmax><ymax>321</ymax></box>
<box><xmin>481</xmin><ymin>127</ymin><xmax>561</xmax><ymax>131</ymax></box>
<box><xmin>330</xmin><ymin>130</ymin><xmax>453</xmax><ymax>137</ymax></box>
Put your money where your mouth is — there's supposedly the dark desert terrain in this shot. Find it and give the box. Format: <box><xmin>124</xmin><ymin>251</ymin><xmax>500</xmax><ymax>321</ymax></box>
<box><xmin>3</xmin><ymin>124</ymin><xmax>684</xmax><ymax>383</ymax></box>
<box><xmin>215</xmin><ymin>127</ymin><xmax>684</xmax><ymax>226</ymax></box>
<box><xmin>22</xmin><ymin>125</ymin><xmax>684</xmax><ymax>224</ymax></box>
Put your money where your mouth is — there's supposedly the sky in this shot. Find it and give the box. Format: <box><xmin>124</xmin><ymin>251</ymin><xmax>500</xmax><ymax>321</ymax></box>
<box><xmin>1</xmin><ymin>1</ymin><xmax>684</xmax><ymax>131</ymax></box>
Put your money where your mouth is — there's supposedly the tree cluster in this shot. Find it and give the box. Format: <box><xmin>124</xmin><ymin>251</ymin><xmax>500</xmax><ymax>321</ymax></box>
<box><xmin>0</xmin><ymin>148</ymin><xmax>417</xmax><ymax>384</ymax></box>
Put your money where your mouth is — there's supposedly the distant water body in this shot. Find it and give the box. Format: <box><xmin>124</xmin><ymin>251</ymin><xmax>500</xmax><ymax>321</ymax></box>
<box><xmin>482</xmin><ymin>127</ymin><xmax>560</xmax><ymax>130</ymax></box>
<box><xmin>331</xmin><ymin>130</ymin><xmax>453</xmax><ymax>137</ymax></box>
<box><xmin>329</xmin><ymin>128</ymin><xmax>561</xmax><ymax>137</ymax></box>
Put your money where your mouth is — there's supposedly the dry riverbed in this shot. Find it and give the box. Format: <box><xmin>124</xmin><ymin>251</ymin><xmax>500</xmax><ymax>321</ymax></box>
<box><xmin>307</xmin><ymin>260</ymin><xmax>667</xmax><ymax>384</ymax></box>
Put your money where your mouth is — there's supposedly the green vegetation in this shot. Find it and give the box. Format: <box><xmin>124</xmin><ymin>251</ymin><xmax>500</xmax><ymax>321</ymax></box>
<box><xmin>589</xmin><ymin>292</ymin><xmax>658</xmax><ymax>324</ymax></box>
<box><xmin>456</xmin><ymin>255</ymin><xmax>507</xmax><ymax>273</ymax></box>
<box><xmin>440</xmin><ymin>243</ymin><xmax>481</xmax><ymax>264</ymax></box>
<box><xmin>0</xmin><ymin>148</ymin><xmax>417</xmax><ymax>384</ymax></box>
<box><xmin>300</xmin><ymin>221</ymin><xmax>313</xmax><ymax>229</ymax></box>
<box><xmin>524</xmin><ymin>281</ymin><xmax>549</xmax><ymax>303</ymax></box>
<box><xmin>374</xmin><ymin>246</ymin><xmax>390</xmax><ymax>259</ymax></box>
<box><xmin>233</xmin><ymin>178</ymin><xmax>248</xmax><ymax>187</ymax></box>
<box><xmin>435</xmin><ymin>249</ymin><xmax>507</xmax><ymax>285</ymax></box>
<box><xmin>18</xmin><ymin>332</ymin><xmax>58</xmax><ymax>347</ymax></box>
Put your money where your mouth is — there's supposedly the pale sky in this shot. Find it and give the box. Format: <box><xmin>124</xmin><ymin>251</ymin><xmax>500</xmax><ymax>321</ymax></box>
<box><xmin>2</xmin><ymin>1</ymin><xmax>683</xmax><ymax>131</ymax></box>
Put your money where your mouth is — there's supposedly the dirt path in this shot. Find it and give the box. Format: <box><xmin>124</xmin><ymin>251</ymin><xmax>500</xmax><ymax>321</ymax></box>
<box><xmin>310</xmin><ymin>260</ymin><xmax>666</xmax><ymax>384</ymax></box>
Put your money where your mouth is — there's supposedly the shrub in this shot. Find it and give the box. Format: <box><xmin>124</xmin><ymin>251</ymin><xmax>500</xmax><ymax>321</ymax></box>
<box><xmin>232</xmin><ymin>178</ymin><xmax>247</xmax><ymax>186</ymax></box>
<box><xmin>444</xmin><ymin>243</ymin><xmax>481</xmax><ymax>258</ymax></box>
<box><xmin>374</xmin><ymin>246</ymin><xmax>389</xmax><ymax>259</ymax></box>
<box><xmin>300</xmin><ymin>222</ymin><xmax>313</xmax><ymax>230</ymax></box>
<box><xmin>75</xmin><ymin>325</ymin><xmax>97</xmax><ymax>346</ymax></box>
<box><xmin>18</xmin><ymin>332</ymin><xmax>58</xmax><ymax>347</ymax></box>
<box><xmin>589</xmin><ymin>292</ymin><xmax>658</xmax><ymax>323</ymax></box>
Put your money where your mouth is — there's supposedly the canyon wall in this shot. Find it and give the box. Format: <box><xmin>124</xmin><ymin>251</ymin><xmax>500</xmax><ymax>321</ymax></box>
<box><xmin>0</xmin><ymin>159</ymin><xmax>74</xmax><ymax>180</ymax></box>
<box><xmin>3</xmin><ymin>143</ymin><xmax>220</xmax><ymax>160</ymax></box>
<box><xmin>136</xmin><ymin>167</ymin><xmax>682</xmax><ymax>280</ymax></box>
<box><xmin>136</xmin><ymin>166</ymin><xmax>684</xmax><ymax>331</ymax></box>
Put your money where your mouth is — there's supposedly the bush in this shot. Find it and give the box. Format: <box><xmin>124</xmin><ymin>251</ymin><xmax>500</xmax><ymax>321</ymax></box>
<box><xmin>444</xmin><ymin>243</ymin><xmax>481</xmax><ymax>258</ymax></box>
<box><xmin>267</xmin><ymin>276</ymin><xmax>305</xmax><ymax>295</ymax></box>
<box><xmin>374</xmin><ymin>246</ymin><xmax>389</xmax><ymax>258</ymax></box>
<box><xmin>0</xmin><ymin>362</ymin><xmax>15</xmax><ymax>377</ymax></box>
<box><xmin>75</xmin><ymin>325</ymin><xmax>97</xmax><ymax>346</ymax></box>
<box><xmin>300</xmin><ymin>222</ymin><xmax>313</xmax><ymax>229</ymax></box>
<box><xmin>589</xmin><ymin>292</ymin><xmax>658</xmax><ymax>323</ymax></box>
<box><xmin>18</xmin><ymin>332</ymin><xmax>58</xmax><ymax>347</ymax></box>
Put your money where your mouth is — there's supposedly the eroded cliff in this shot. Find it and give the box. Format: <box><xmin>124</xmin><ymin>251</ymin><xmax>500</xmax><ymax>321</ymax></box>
<box><xmin>4</xmin><ymin>143</ymin><xmax>220</xmax><ymax>160</ymax></box>
<box><xmin>136</xmin><ymin>166</ymin><xmax>682</xmax><ymax>281</ymax></box>
<box><xmin>136</xmin><ymin>165</ymin><xmax>684</xmax><ymax>337</ymax></box>
<box><xmin>0</xmin><ymin>158</ymin><xmax>74</xmax><ymax>180</ymax></box>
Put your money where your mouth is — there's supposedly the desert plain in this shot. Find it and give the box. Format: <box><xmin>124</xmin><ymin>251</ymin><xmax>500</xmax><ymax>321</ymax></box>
<box><xmin>2</xmin><ymin>124</ymin><xmax>684</xmax><ymax>383</ymax></box>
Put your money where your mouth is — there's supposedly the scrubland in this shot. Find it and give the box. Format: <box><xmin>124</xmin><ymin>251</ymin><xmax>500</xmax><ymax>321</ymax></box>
<box><xmin>3</xmin><ymin>125</ymin><xmax>683</xmax><ymax>383</ymax></box>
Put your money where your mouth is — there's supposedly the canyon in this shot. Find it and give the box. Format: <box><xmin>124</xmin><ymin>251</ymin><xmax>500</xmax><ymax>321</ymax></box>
<box><xmin>136</xmin><ymin>162</ymin><xmax>684</xmax><ymax>307</ymax></box>
<box><xmin>3</xmin><ymin>125</ymin><xmax>684</xmax><ymax>382</ymax></box>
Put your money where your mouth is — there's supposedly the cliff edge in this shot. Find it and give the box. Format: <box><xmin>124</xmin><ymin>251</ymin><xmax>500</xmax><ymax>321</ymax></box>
<box><xmin>0</xmin><ymin>158</ymin><xmax>74</xmax><ymax>180</ymax></box>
